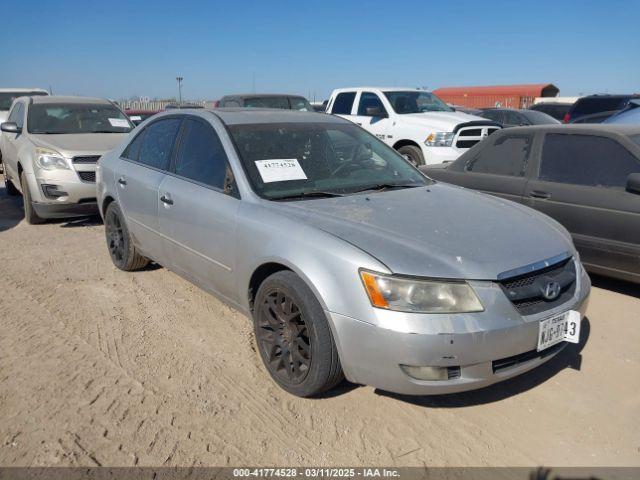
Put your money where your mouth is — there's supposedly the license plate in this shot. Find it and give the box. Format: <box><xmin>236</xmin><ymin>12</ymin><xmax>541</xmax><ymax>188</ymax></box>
<box><xmin>537</xmin><ymin>310</ymin><xmax>581</xmax><ymax>352</ymax></box>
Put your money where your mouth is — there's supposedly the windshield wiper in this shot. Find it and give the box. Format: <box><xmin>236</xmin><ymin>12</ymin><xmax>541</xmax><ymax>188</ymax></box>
<box><xmin>349</xmin><ymin>183</ymin><xmax>423</xmax><ymax>194</ymax></box>
<box><xmin>270</xmin><ymin>190</ymin><xmax>345</xmax><ymax>201</ymax></box>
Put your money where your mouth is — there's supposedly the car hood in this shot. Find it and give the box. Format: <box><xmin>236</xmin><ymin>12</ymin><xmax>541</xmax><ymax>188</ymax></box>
<box><xmin>398</xmin><ymin>111</ymin><xmax>487</xmax><ymax>132</ymax></box>
<box><xmin>273</xmin><ymin>183</ymin><xmax>574</xmax><ymax>280</ymax></box>
<box><xmin>29</xmin><ymin>133</ymin><xmax>127</xmax><ymax>157</ymax></box>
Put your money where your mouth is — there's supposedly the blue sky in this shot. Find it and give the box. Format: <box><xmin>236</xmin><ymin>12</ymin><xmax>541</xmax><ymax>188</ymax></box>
<box><xmin>1</xmin><ymin>0</ymin><xmax>638</xmax><ymax>101</ymax></box>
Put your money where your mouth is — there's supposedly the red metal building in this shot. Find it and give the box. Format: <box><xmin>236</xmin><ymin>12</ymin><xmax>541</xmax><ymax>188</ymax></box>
<box><xmin>433</xmin><ymin>84</ymin><xmax>559</xmax><ymax>109</ymax></box>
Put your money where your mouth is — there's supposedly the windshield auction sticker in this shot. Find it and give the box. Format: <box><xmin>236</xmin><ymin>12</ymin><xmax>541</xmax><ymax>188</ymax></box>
<box><xmin>255</xmin><ymin>159</ymin><xmax>307</xmax><ymax>183</ymax></box>
<box><xmin>108</xmin><ymin>118</ymin><xmax>130</xmax><ymax>128</ymax></box>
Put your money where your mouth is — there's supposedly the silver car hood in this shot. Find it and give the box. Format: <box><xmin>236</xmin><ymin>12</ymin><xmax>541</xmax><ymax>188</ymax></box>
<box><xmin>274</xmin><ymin>183</ymin><xmax>574</xmax><ymax>280</ymax></box>
<box><xmin>30</xmin><ymin>133</ymin><xmax>127</xmax><ymax>157</ymax></box>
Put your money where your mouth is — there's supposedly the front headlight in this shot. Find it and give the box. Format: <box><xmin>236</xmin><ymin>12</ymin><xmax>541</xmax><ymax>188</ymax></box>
<box><xmin>360</xmin><ymin>270</ymin><xmax>484</xmax><ymax>313</ymax></box>
<box><xmin>35</xmin><ymin>147</ymin><xmax>70</xmax><ymax>170</ymax></box>
<box><xmin>425</xmin><ymin>132</ymin><xmax>454</xmax><ymax>147</ymax></box>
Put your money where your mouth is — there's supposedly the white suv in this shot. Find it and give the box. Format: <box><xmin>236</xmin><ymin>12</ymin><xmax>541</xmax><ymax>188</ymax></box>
<box><xmin>326</xmin><ymin>87</ymin><xmax>500</xmax><ymax>165</ymax></box>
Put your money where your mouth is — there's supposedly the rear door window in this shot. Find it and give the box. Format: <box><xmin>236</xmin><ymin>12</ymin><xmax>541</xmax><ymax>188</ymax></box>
<box><xmin>465</xmin><ymin>134</ymin><xmax>532</xmax><ymax>176</ymax></box>
<box><xmin>173</xmin><ymin>118</ymin><xmax>232</xmax><ymax>191</ymax></box>
<box><xmin>137</xmin><ymin>118</ymin><xmax>182</xmax><ymax>170</ymax></box>
<box><xmin>540</xmin><ymin>133</ymin><xmax>640</xmax><ymax>187</ymax></box>
<box><xmin>331</xmin><ymin>92</ymin><xmax>356</xmax><ymax>115</ymax></box>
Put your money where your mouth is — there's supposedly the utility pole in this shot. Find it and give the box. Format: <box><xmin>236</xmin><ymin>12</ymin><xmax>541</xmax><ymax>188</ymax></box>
<box><xmin>176</xmin><ymin>76</ymin><xmax>184</xmax><ymax>106</ymax></box>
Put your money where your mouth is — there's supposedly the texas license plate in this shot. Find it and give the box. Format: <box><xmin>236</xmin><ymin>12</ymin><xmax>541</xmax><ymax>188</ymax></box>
<box><xmin>537</xmin><ymin>310</ymin><xmax>581</xmax><ymax>352</ymax></box>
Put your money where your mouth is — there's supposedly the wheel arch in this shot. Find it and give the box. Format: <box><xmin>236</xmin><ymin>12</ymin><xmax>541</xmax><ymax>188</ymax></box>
<box><xmin>247</xmin><ymin>262</ymin><xmax>293</xmax><ymax>312</ymax></box>
<box><xmin>392</xmin><ymin>139</ymin><xmax>421</xmax><ymax>151</ymax></box>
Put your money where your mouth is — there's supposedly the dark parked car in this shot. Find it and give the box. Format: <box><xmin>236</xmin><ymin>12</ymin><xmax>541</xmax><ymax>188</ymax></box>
<box><xmin>218</xmin><ymin>94</ymin><xmax>313</xmax><ymax>111</ymax></box>
<box><xmin>564</xmin><ymin>94</ymin><xmax>640</xmax><ymax>124</ymax></box>
<box><xmin>422</xmin><ymin>125</ymin><xmax>640</xmax><ymax>283</ymax></box>
<box><xmin>529</xmin><ymin>102</ymin><xmax>574</xmax><ymax>121</ymax></box>
<box><xmin>478</xmin><ymin>108</ymin><xmax>560</xmax><ymax>127</ymax></box>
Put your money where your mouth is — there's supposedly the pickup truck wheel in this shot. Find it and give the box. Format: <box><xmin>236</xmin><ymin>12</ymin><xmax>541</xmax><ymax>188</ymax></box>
<box><xmin>253</xmin><ymin>271</ymin><xmax>344</xmax><ymax>397</ymax></box>
<box><xmin>397</xmin><ymin>145</ymin><xmax>425</xmax><ymax>166</ymax></box>
<box><xmin>3</xmin><ymin>169</ymin><xmax>19</xmax><ymax>196</ymax></box>
<box><xmin>20</xmin><ymin>172</ymin><xmax>44</xmax><ymax>224</ymax></box>
<box><xmin>104</xmin><ymin>202</ymin><xmax>149</xmax><ymax>271</ymax></box>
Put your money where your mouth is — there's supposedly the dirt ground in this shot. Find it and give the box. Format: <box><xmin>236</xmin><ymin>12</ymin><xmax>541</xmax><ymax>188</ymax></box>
<box><xmin>0</xmin><ymin>186</ymin><xmax>638</xmax><ymax>468</ymax></box>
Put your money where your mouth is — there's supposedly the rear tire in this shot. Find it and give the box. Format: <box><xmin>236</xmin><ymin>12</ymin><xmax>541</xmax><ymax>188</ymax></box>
<box><xmin>253</xmin><ymin>270</ymin><xmax>344</xmax><ymax>397</ymax></box>
<box><xmin>397</xmin><ymin>144</ymin><xmax>425</xmax><ymax>167</ymax></box>
<box><xmin>20</xmin><ymin>172</ymin><xmax>44</xmax><ymax>224</ymax></box>
<box><xmin>3</xmin><ymin>168</ymin><xmax>19</xmax><ymax>196</ymax></box>
<box><xmin>104</xmin><ymin>202</ymin><xmax>149</xmax><ymax>271</ymax></box>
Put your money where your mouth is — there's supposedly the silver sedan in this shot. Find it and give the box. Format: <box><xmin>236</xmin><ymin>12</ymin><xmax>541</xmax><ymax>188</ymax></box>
<box><xmin>97</xmin><ymin>108</ymin><xmax>590</xmax><ymax>397</ymax></box>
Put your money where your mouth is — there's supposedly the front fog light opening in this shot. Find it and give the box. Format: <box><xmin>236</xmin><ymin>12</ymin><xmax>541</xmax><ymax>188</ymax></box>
<box><xmin>400</xmin><ymin>364</ymin><xmax>461</xmax><ymax>381</ymax></box>
<box><xmin>41</xmin><ymin>184</ymin><xmax>68</xmax><ymax>199</ymax></box>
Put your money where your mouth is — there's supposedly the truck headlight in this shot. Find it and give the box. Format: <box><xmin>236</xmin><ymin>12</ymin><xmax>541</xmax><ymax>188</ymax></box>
<box><xmin>360</xmin><ymin>270</ymin><xmax>484</xmax><ymax>313</ymax></box>
<box><xmin>425</xmin><ymin>132</ymin><xmax>454</xmax><ymax>147</ymax></box>
<box><xmin>35</xmin><ymin>147</ymin><xmax>70</xmax><ymax>170</ymax></box>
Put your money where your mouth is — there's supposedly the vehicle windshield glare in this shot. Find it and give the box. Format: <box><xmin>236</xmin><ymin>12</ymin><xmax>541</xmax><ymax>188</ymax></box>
<box><xmin>27</xmin><ymin>103</ymin><xmax>133</xmax><ymax>134</ymax></box>
<box><xmin>0</xmin><ymin>91</ymin><xmax>48</xmax><ymax>111</ymax></box>
<box><xmin>384</xmin><ymin>91</ymin><xmax>453</xmax><ymax>114</ymax></box>
<box><xmin>229</xmin><ymin>122</ymin><xmax>429</xmax><ymax>200</ymax></box>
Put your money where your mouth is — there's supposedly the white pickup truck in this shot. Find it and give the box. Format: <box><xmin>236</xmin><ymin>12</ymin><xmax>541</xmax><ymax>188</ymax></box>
<box><xmin>326</xmin><ymin>87</ymin><xmax>500</xmax><ymax>165</ymax></box>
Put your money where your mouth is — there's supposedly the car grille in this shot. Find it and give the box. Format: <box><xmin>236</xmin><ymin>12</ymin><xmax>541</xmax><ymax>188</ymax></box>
<box><xmin>454</xmin><ymin>125</ymin><xmax>499</xmax><ymax>149</ymax></box>
<box><xmin>77</xmin><ymin>171</ymin><xmax>96</xmax><ymax>183</ymax></box>
<box><xmin>498</xmin><ymin>257</ymin><xmax>576</xmax><ymax>316</ymax></box>
<box><xmin>492</xmin><ymin>342</ymin><xmax>566</xmax><ymax>374</ymax></box>
<box><xmin>72</xmin><ymin>155</ymin><xmax>101</xmax><ymax>164</ymax></box>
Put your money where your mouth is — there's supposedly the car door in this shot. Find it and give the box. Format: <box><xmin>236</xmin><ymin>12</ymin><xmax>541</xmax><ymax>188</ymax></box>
<box><xmin>158</xmin><ymin>116</ymin><xmax>240</xmax><ymax>302</ymax></box>
<box><xmin>440</xmin><ymin>132</ymin><xmax>534</xmax><ymax>203</ymax></box>
<box><xmin>1</xmin><ymin>102</ymin><xmax>25</xmax><ymax>180</ymax></box>
<box><xmin>328</xmin><ymin>91</ymin><xmax>357</xmax><ymax>121</ymax></box>
<box><xmin>116</xmin><ymin>117</ymin><xmax>182</xmax><ymax>263</ymax></box>
<box><xmin>350</xmin><ymin>91</ymin><xmax>392</xmax><ymax>145</ymax></box>
<box><xmin>524</xmin><ymin>132</ymin><xmax>640</xmax><ymax>277</ymax></box>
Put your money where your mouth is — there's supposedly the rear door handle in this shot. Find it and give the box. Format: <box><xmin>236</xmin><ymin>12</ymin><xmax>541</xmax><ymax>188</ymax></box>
<box><xmin>530</xmin><ymin>190</ymin><xmax>551</xmax><ymax>199</ymax></box>
<box><xmin>160</xmin><ymin>194</ymin><xmax>174</xmax><ymax>206</ymax></box>
<box><xmin>118</xmin><ymin>177</ymin><xmax>127</xmax><ymax>186</ymax></box>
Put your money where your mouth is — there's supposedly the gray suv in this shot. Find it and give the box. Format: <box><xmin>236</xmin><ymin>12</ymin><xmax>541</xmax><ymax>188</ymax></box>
<box><xmin>97</xmin><ymin>108</ymin><xmax>590</xmax><ymax>397</ymax></box>
<box><xmin>0</xmin><ymin>95</ymin><xmax>133</xmax><ymax>223</ymax></box>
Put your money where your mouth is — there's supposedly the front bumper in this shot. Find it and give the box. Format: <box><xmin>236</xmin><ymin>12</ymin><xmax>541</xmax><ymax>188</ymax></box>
<box><xmin>327</xmin><ymin>263</ymin><xmax>591</xmax><ymax>396</ymax></box>
<box><xmin>26</xmin><ymin>170</ymin><xmax>99</xmax><ymax>219</ymax></box>
<box><xmin>420</xmin><ymin>145</ymin><xmax>465</xmax><ymax>165</ymax></box>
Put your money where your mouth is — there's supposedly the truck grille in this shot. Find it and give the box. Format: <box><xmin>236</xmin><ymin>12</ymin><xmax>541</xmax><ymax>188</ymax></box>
<box><xmin>498</xmin><ymin>257</ymin><xmax>576</xmax><ymax>316</ymax></box>
<box><xmin>78</xmin><ymin>171</ymin><xmax>96</xmax><ymax>183</ymax></box>
<box><xmin>454</xmin><ymin>125</ymin><xmax>499</xmax><ymax>149</ymax></box>
<box><xmin>73</xmin><ymin>155</ymin><xmax>101</xmax><ymax>164</ymax></box>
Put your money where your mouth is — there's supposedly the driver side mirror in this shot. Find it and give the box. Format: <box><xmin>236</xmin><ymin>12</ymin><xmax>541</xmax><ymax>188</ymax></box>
<box><xmin>365</xmin><ymin>106</ymin><xmax>388</xmax><ymax>118</ymax></box>
<box><xmin>626</xmin><ymin>173</ymin><xmax>640</xmax><ymax>194</ymax></box>
<box><xmin>1</xmin><ymin>122</ymin><xmax>21</xmax><ymax>134</ymax></box>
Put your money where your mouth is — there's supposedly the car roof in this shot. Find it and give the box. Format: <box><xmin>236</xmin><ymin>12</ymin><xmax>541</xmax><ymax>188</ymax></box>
<box><xmin>221</xmin><ymin>94</ymin><xmax>307</xmax><ymax>99</ymax></box>
<box><xmin>205</xmin><ymin>108</ymin><xmax>348</xmax><ymax>126</ymax></box>
<box><xmin>29</xmin><ymin>95</ymin><xmax>113</xmax><ymax>105</ymax></box>
<box><xmin>494</xmin><ymin>124</ymin><xmax>640</xmax><ymax>135</ymax></box>
<box><xmin>0</xmin><ymin>88</ymin><xmax>48</xmax><ymax>93</ymax></box>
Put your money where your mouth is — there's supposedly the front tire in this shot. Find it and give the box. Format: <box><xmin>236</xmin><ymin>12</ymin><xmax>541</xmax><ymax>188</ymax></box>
<box><xmin>20</xmin><ymin>172</ymin><xmax>44</xmax><ymax>224</ymax></box>
<box><xmin>397</xmin><ymin>144</ymin><xmax>425</xmax><ymax>166</ymax></box>
<box><xmin>104</xmin><ymin>202</ymin><xmax>149</xmax><ymax>271</ymax></box>
<box><xmin>4</xmin><ymin>169</ymin><xmax>19</xmax><ymax>196</ymax></box>
<box><xmin>253</xmin><ymin>271</ymin><xmax>344</xmax><ymax>397</ymax></box>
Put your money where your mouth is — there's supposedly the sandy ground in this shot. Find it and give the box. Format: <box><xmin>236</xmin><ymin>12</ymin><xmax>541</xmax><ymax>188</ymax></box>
<box><xmin>0</xmin><ymin>186</ymin><xmax>638</xmax><ymax>468</ymax></box>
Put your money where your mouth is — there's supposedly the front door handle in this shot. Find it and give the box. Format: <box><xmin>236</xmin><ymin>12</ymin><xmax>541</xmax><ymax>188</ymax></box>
<box><xmin>160</xmin><ymin>194</ymin><xmax>174</xmax><ymax>206</ymax></box>
<box><xmin>530</xmin><ymin>190</ymin><xmax>551</xmax><ymax>199</ymax></box>
<box><xmin>118</xmin><ymin>177</ymin><xmax>127</xmax><ymax>186</ymax></box>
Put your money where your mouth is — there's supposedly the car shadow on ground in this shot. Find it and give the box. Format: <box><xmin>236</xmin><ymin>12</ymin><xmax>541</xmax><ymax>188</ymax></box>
<box><xmin>589</xmin><ymin>273</ymin><xmax>639</xmax><ymax>299</ymax></box>
<box><xmin>374</xmin><ymin>317</ymin><xmax>591</xmax><ymax>408</ymax></box>
<box><xmin>0</xmin><ymin>186</ymin><xmax>24</xmax><ymax>232</ymax></box>
<box><xmin>59</xmin><ymin>215</ymin><xmax>103</xmax><ymax>228</ymax></box>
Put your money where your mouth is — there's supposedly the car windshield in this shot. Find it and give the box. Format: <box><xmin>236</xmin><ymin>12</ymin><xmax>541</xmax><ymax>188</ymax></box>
<box><xmin>631</xmin><ymin>134</ymin><xmax>640</xmax><ymax>146</ymax></box>
<box><xmin>383</xmin><ymin>91</ymin><xmax>453</xmax><ymax>114</ymax></box>
<box><xmin>228</xmin><ymin>122</ymin><xmax>429</xmax><ymax>200</ymax></box>
<box><xmin>0</xmin><ymin>91</ymin><xmax>47</xmax><ymax>111</ymax></box>
<box><xmin>27</xmin><ymin>103</ymin><xmax>133</xmax><ymax>134</ymax></box>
